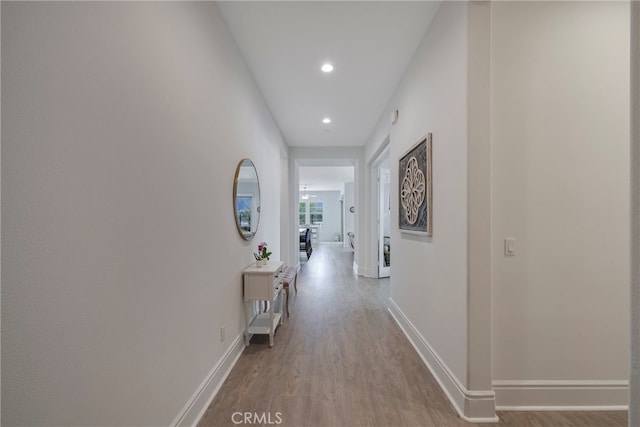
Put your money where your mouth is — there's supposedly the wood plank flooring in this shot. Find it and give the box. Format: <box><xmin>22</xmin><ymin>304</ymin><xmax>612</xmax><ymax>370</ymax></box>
<box><xmin>198</xmin><ymin>244</ymin><xmax>627</xmax><ymax>427</ymax></box>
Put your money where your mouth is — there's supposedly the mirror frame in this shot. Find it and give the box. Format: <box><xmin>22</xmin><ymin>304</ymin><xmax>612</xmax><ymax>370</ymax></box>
<box><xmin>233</xmin><ymin>158</ymin><xmax>261</xmax><ymax>241</ymax></box>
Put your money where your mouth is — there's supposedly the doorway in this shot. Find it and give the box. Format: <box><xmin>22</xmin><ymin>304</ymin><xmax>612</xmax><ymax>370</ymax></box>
<box><xmin>295</xmin><ymin>163</ymin><xmax>355</xmax><ymax>268</ymax></box>
<box><xmin>370</xmin><ymin>137</ymin><xmax>391</xmax><ymax>279</ymax></box>
<box><xmin>378</xmin><ymin>167</ymin><xmax>391</xmax><ymax>278</ymax></box>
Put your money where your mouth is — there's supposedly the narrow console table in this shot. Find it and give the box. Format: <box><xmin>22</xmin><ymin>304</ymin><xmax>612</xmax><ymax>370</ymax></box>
<box><xmin>242</xmin><ymin>260</ymin><xmax>284</xmax><ymax>347</ymax></box>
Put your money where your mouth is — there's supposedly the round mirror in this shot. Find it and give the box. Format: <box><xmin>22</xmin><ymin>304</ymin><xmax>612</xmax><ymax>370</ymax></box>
<box><xmin>233</xmin><ymin>159</ymin><xmax>261</xmax><ymax>240</ymax></box>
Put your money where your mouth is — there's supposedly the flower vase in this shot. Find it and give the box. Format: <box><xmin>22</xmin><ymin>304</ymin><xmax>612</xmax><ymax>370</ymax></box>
<box><xmin>256</xmin><ymin>259</ymin><xmax>266</xmax><ymax>268</ymax></box>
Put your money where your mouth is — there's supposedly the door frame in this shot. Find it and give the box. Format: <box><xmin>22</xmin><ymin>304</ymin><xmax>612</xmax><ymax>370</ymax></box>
<box><xmin>288</xmin><ymin>147</ymin><xmax>362</xmax><ymax>272</ymax></box>
<box><xmin>378</xmin><ymin>167</ymin><xmax>391</xmax><ymax>278</ymax></box>
<box><xmin>368</xmin><ymin>136</ymin><xmax>390</xmax><ymax>278</ymax></box>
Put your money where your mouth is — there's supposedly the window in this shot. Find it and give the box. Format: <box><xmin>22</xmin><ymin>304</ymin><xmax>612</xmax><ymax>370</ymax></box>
<box><xmin>299</xmin><ymin>201</ymin><xmax>324</xmax><ymax>225</ymax></box>
<box><xmin>236</xmin><ymin>196</ymin><xmax>253</xmax><ymax>232</ymax></box>
<box><xmin>309</xmin><ymin>201</ymin><xmax>324</xmax><ymax>224</ymax></box>
<box><xmin>299</xmin><ymin>202</ymin><xmax>306</xmax><ymax>225</ymax></box>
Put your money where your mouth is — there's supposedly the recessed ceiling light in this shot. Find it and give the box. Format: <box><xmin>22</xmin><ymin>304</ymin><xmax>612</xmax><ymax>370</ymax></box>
<box><xmin>322</xmin><ymin>117</ymin><xmax>331</xmax><ymax>124</ymax></box>
<box><xmin>321</xmin><ymin>63</ymin><xmax>334</xmax><ymax>73</ymax></box>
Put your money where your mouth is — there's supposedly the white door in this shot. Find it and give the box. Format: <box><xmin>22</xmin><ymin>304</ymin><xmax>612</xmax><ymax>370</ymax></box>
<box><xmin>378</xmin><ymin>168</ymin><xmax>391</xmax><ymax>278</ymax></box>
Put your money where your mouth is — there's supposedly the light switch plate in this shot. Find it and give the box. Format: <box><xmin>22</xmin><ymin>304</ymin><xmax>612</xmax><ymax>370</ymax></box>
<box><xmin>504</xmin><ymin>238</ymin><xmax>516</xmax><ymax>256</ymax></box>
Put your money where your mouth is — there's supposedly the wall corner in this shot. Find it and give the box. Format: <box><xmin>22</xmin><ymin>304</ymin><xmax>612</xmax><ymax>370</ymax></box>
<box><xmin>465</xmin><ymin>0</ymin><xmax>494</xmax><ymax>407</ymax></box>
<box><xmin>630</xmin><ymin>1</ymin><xmax>640</xmax><ymax>425</ymax></box>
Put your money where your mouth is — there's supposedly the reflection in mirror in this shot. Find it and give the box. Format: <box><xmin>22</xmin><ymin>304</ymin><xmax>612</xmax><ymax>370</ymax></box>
<box><xmin>233</xmin><ymin>159</ymin><xmax>261</xmax><ymax>240</ymax></box>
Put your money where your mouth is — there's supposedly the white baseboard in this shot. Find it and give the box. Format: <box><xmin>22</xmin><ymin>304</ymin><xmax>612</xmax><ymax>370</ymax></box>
<box><xmin>362</xmin><ymin>267</ymin><xmax>377</xmax><ymax>278</ymax></box>
<box><xmin>493</xmin><ymin>380</ymin><xmax>629</xmax><ymax>411</ymax></box>
<box><xmin>387</xmin><ymin>298</ymin><xmax>498</xmax><ymax>423</ymax></box>
<box><xmin>352</xmin><ymin>261</ymin><xmax>377</xmax><ymax>278</ymax></box>
<box><xmin>171</xmin><ymin>333</ymin><xmax>245</xmax><ymax>427</ymax></box>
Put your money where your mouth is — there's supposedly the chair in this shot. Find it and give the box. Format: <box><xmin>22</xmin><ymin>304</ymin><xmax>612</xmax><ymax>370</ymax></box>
<box><xmin>300</xmin><ymin>228</ymin><xmax>312</xmax><ymax>259</ymax></box>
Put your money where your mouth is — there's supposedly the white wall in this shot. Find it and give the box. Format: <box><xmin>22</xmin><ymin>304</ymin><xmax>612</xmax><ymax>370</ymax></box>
<box><xmin>365</xmin><ymin>2</ymin><xmax>496</xmax><ymax>419</ymax></box>
<box><xmin>0</xmin><ymin>2</ymin><xmax>3</xmax><ymax>420</ymax></box>
<box><xmin>632</xmin><ymin>3</ymin><xmax>640</xmax><ymax>423</ymax></box>
<box><xmin>366</xmin><ymin>0</ymin><xmax>630</xmax><ymax>416</ymax></box>
<box><xmin>387</xmin><ymin>0</ymin><xmax>469</xmax><ymax>385</ymax></box>
<box><xmin>300</xmin><ymin>191</ymin><xmax>342</xmax><ymax>242</ymax></box>
<box><xmin>2</xmin><ymin>2</ymin><xmax>287</xmax><ymax>425</ymax></box>
<box><xmin>491</xmin><ymin>1</ymin><xmax>630</xmax><ymax>408</ymax></box>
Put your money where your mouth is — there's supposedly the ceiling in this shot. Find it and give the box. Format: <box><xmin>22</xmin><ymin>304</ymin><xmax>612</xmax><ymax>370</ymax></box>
<box><xmin>299</xmin><ymin>166</ymin><xmax>354</xmax><ymax>192</ymax></box>
<box><xmin>218</xmin><ymin>1</ymin><xmax>440</xmax><ymax>147</ymax></box>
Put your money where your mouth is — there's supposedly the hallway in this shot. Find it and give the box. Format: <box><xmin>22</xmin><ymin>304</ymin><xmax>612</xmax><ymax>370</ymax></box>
<box><xmin>198</xmin><ymin>245</ymin><xmax>627</xmax><ymax>427</ymax></box>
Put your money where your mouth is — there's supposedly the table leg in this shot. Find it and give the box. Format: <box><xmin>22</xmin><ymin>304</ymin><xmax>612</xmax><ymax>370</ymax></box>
<box><xmin>269</xmin><ymin>301</ymin><xmax>274</xmax><ymax>348</ymax></box>
<box><xmin>244</xmin><ymin>301</ymin><xmax>250</xmax><ymax>347</ymax></box>
<box><xmin>284</xmin><ymin>285</ymin><xmax>290</xmax><ymax>318</ymax></box>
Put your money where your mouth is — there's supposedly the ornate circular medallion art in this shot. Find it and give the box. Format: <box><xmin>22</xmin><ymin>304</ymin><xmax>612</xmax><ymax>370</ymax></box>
<box><xmin>400</xmin><ymin>157</ymin><xmax>425</xmax><ymax>224</ymax></box>
<box><xmin>398</xmin><ymin>133</ymin><xmax>432</xmax><ymax>236</ymax></box>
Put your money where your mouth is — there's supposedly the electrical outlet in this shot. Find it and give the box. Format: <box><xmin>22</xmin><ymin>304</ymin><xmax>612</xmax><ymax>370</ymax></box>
<box><xmin>220</xmin><ymin>323</ymin><xmax>225</xmax><ymax>342</ymax></box>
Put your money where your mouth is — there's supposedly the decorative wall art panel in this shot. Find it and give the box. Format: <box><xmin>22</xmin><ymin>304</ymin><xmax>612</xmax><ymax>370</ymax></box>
<box><xmin>399</xmin><ymin>133</ymin><xmax>432</xmax><ymax>236</ymax></box>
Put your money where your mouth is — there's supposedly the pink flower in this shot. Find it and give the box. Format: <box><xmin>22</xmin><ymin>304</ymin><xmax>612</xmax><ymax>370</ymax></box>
<box><xmin>254</xmin><ymin>242</ymin><xmax>272</xmax><ymax>262</ymax></box>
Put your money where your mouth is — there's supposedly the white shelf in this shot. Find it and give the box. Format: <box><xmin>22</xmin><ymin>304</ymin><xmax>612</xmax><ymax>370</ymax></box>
<box><xmin>248</xmin><ymin>312</ymin><xmax>282</xmax><ymax>335</ymax></box>
<box><xmin>242</xmin><ymin>261</ymin><xmax>284</xmax><ymax>347</ymax></box>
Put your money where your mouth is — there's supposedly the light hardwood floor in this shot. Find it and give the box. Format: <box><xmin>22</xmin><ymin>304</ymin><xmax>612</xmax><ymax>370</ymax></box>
<box><xmin>198</xmin><ymin>244</ymin><xmax>627</xmax><ymax>427</ymax></box>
